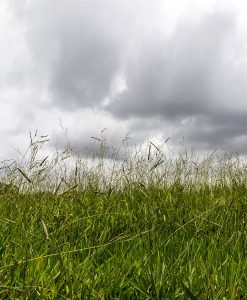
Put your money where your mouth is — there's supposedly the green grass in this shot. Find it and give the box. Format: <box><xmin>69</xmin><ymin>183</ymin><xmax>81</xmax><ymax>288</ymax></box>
<box><xmin>0</xmin><ymin>134</ymin><xmax>247</xmax><ymax>299</ymax></box>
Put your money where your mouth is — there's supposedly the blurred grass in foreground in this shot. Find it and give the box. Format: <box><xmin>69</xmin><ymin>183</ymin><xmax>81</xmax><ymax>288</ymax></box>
<box><xmin>0</xmin><ymin>132</ymin><xmax>247</xmax><ymax>299</ymax></box>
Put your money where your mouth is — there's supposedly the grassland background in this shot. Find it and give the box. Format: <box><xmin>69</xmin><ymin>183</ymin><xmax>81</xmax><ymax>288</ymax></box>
<box><xmin>0</xmin><ymin>134</ymin><xmax>247</xmax><ymax>299</ymax></box>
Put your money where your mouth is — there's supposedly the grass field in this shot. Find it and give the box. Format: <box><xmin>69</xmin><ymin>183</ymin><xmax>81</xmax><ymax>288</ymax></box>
<box><xmin>0</xmin><ymin>135</ymin><xmax>247</xmax><ymax>299</ymax></box>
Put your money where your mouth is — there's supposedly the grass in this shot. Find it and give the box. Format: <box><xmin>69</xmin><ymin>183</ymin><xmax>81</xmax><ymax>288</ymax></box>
<box><xmin>0</xmin><ymin>132</ymin><xmax>247</xmax><ymax>299</ymax></box>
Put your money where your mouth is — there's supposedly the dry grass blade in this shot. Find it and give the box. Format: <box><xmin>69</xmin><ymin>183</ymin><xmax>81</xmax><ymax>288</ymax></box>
<box><xmin>147</xmin><ymin>144</ymin><xmax>151</xmax><ymax>161</ymax></box>
<box><xmin>150</xmin><ymin>141</ymin><xmax>160</xmax><ymax>152</ymax></box>
<box><xmin>91</xmin><ymin>137</ymin><xmax>105</xmax><ymax>142</ymax></box>
<box><xmin>16</xmin><ymin>168</ymin><xmax>32</xmax><ymax>183</ymax></box>
<box><xmin>149</xmin><ymin>159</ymin><xmax>164</xmax><ymax>172</ymax></box>
<box><xmin>39</xmin><ymin>156</ymin><xmax>48</xmax><ymax>167</ymax></box>
<box><xmin>41</xmin><ymin>219</ymin><xmax>49</xmax><ymax>240</ymax></box>
<box><xmin>57</xmin><ymin>184</ymin><xmax>78</xmax><ymax>197</ymax></box>
<box><xmin>54</xmin><ymin>179</ymin><xmax>63</xmax><ymax>196</ymax></box>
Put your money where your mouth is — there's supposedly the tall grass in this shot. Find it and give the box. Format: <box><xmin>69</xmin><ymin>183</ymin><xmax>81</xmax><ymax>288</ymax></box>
<box><xmin>0</xmin><ymin>132</ymin><xmax>247</xmax><ymax>299</ymax></box>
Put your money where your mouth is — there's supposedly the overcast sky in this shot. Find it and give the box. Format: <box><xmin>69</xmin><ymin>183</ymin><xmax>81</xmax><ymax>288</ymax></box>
<box><xmin>1</xmin><ymin>0</ymin><xmax>247</xmax><ymax>161</ymax></box>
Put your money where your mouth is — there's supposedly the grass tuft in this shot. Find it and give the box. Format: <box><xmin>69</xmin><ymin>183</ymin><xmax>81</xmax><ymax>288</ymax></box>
<box><xmin>0</xmin><ymin>133</ymin><xmax>247</xmax><ymax>298</ymax></box>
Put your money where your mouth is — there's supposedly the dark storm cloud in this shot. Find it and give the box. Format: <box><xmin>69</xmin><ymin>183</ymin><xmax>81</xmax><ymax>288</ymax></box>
<box><xmin>105</xmin><ymin>8</ymin><xmax>247</xmax><ymax>153</ymax></box>
<box><xmin>5</xmin><ymin>1</ymin><xmax>247</xmax><ymax>155</ymax></box>
<box><xmin>21</xmin><ymin>0</ymin><xmax>139</xmax><ymax>109</ymax></box>
<box><xmin>185</xmin><ymin>110</ymin><xmax>247</xmax><ymax>153</ymax></box>
<box><xmin>19</xmin><ymin>0</ymin><xmax>165</xmax><ymax>110</ymax></box>
<box><xmin>107</xmin><ymin>10</ymin><xmax>236</xmax><ymax>119</ymax></box>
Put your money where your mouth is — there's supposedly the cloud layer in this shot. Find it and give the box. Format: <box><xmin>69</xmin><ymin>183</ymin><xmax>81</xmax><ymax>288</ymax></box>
<box><xmin>1</xmin><ymin>0</ymin><xmax>247</xmax><ymax>160</ymax></box>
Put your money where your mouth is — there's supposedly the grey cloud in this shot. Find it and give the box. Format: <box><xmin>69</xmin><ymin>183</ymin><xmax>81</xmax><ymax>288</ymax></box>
<box><xmin>17</xmin><ymin>0</ymin><xmax>155</xmax><ymax>109</ymax></box>
<box><xmin>50</xmin><ymin>37</ymin><xmax>119</xmax><ymax>109</ymax></box>
<box><xmin>5</xmin><ymin>1</ymin><xmax>247</xmax><ymax>156</ymax></box>
<box><xmin>184</xmin><ymin>110</ymin><xmax>247</xmax><ymax>154</ymax></box>
<box><xmin>23</xmin><ymin>0</ymin><xmax>122</xmax><ymax>108</ymax></box>
<box><xmin>50</xmin><ymin>128</ymin><xmax>130</xmax><ymax>161</ymax></box>
<box><xmin>105</xmin><ymin>9</ymin><xmax>247</xmax><ymax>153</ymax></box>
<box><xmin>107</xmin><ymin>10</ymin><xmax>236</xmax><ymax>120</ymax></box>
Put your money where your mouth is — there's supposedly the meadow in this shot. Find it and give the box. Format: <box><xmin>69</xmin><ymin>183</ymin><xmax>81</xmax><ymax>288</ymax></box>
<box><xmin>0</xmin><ymin>133</ymin><xmax>247</xmax><ymax>299</ymax></box>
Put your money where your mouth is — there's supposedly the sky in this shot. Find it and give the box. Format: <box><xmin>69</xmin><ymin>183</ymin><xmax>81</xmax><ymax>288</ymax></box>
<box><xmin>1</xmin><ymin>0</ymin><xmax>247</xmax><ymax>161</ymax></box>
